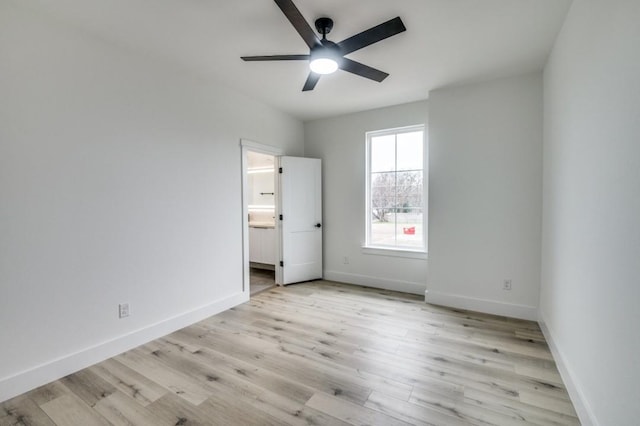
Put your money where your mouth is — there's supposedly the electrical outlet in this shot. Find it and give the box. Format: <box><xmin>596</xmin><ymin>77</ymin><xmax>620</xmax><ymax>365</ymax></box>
<box><xmin>119</xmin><ymin>303</ymin><xmax>130</xmax><ymax>318</ymax></box>
<box><xmin>503</xmin><ymin>279</ymin><xmax>512</xmax><ymax>291</ymax></box>
<box><xmin>343</xmin><ymin>256</ymin><xmax>349</xmax><ymax>264</ymax></box>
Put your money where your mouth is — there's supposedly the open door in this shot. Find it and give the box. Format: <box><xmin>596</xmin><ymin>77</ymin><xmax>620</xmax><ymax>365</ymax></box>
<box><xmin>278</xmin><ymin>156</ymin><xmax>322</xmax><ymax>285</ymax></box>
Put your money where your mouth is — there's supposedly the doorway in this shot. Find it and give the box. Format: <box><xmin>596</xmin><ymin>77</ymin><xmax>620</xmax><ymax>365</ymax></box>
<box><xmin>247</xmin><ymin>151</ymin><xmax>276</xmax><ymax>295</ymax></box>
<box><xmin>241</xmin><ymin>140</ymin><xmax>283</xmax><ymax>296</ymax></box>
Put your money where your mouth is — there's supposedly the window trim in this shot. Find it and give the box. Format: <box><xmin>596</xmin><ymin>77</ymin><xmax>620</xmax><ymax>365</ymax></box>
<box><xmin>361</xmin><ymin>246</ymin><xmax>428</xmax><ymax>260</ymax></box>
<box><xmin>364</xmin><ymin>124</ymin><xmax>427</xmax><ymax>255</ymax></box>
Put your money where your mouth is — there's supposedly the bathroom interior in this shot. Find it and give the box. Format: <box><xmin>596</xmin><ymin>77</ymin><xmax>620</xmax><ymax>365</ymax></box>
<box><xmin>246</xmin><ymin>151</ymin><xmax>277</xmax><ymax>295</ymax></box>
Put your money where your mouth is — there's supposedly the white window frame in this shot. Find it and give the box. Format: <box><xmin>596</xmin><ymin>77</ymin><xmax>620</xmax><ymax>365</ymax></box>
<box><xmin>364</xmin><ymin>125</ymin><xmax>427</xmax><ymax>258</ymax></box>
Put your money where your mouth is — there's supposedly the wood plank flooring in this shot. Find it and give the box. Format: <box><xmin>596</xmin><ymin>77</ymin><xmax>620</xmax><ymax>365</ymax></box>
<box><xmin>0</xmin><ymin>281</ymin><xmax>580</xmax><ymax>425</ymax></box>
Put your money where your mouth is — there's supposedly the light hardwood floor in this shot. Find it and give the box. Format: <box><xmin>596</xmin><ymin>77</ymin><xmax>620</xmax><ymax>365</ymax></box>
<box><xmin>0</xmin><ymin>281</ymin><xmax>579</xmax><ymax>425</ymax></box>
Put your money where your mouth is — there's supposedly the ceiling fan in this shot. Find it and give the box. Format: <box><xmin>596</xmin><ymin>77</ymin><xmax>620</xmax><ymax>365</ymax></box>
<box><xmin>241</xmin><ymin>0</ymin><xmax>406</xmax><ymax>91</ymax></box>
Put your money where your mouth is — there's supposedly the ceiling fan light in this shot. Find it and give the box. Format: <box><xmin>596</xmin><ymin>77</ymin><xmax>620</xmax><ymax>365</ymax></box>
<box><xmin>310</xmin><ymin>57</ymin><xmax>338</xmax><ymax>74</ymax></box>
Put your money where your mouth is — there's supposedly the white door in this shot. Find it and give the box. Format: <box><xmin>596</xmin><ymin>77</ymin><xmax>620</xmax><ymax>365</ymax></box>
<box><xmin>279</xmin><ymin>156</ymin><xmax>322</xmax><ymax>284</ymax></box>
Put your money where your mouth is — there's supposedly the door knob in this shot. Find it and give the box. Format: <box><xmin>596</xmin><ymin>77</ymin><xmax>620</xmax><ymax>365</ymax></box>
<box><xmin>315</xmin><ymin>223</ymin><xmax>322</xmax><ymax>228</ymax></box>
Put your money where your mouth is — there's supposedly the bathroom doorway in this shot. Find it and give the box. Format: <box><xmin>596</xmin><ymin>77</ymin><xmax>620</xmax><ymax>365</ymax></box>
<box><xmin>241</xmin><ymin>140</ymin><xmax>282</xmax><ymax>296</ymax></box>
<box><xmin>247</xmin><ymin>150</ymin><xmax>276</xmax><ymax>295</ymax></box>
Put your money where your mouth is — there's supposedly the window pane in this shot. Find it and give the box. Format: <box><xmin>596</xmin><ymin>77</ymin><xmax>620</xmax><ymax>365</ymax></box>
<box><xmin>370</xmin><ymin>134</ymin><xmax>395</xmax><ymax>172</ymax></box>
<box><xmin>396</xmin><ymin>171</ymin><xmax>423</xmax><ymax>209</ymax></box>
<box><xmin>397</xmin><ymin>131</ymin><xmax>423</xmax><ymax>171</ymax></box>
<box><xmin>370</xmin><ymin>209</ymin><xmax>395</xmax><ymax>246</ymax></box>
<box><xmin>370</xmin><ymin>172</ymin><xmax>396</xmax><ymax>222</ymax></box>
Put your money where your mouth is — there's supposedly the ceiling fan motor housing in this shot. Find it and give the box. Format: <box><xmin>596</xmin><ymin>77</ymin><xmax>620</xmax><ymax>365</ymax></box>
<box><xmin>311</xmin><ymin>40</ymin><xmax>341</xmax><ymax>60</ymax></box>
<box><xmin>312</xmin><ymin>18</ymin><xmax>341</xmax><ymax>67</ymax></box>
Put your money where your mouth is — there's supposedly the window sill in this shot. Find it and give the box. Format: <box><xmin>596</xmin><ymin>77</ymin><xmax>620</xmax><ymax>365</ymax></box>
<box><xmin>361</xmin><ymin>246</ymin><xmax>428</xmax><ymax>260</ymax></box>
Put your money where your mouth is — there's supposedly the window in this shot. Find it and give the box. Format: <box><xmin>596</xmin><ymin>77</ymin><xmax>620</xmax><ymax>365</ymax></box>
<box><xmin>365</xmin><ymin>125</ymin><xmax>426</xmax><ymax>253</ymax></box>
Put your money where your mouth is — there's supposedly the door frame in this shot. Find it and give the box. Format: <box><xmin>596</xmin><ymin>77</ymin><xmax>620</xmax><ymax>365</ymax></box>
<box><xmin>240</xmin><ymin>139</ymin><xmax>283</xmax><ymax>293</ymax></box>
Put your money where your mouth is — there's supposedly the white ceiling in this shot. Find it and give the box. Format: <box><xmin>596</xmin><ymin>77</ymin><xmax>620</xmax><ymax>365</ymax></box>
<box><xmin>22</xmin><ymin>0</ymin><xmax>571</xmax><ymax>121</ymax></box>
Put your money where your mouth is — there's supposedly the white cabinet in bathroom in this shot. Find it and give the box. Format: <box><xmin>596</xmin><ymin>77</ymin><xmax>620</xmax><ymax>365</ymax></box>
<box><xmin>249</xmin><ymin>226</ymin><xmax>276</xmax><ymax>265</ymax></box>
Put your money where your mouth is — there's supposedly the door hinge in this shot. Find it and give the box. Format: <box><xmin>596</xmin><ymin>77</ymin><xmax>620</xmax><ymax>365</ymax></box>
<box><xmin>278</xmin><ymin>167</ymin><xmax>283</xmax><ymax>174</ymax></box>
<box><xmin>279</xmin><ymin>261</ymin><xmax>284</xmax><ymax>267</ymax></box>
<box><xmin>279</xmin><ymin>214</ymin><xmax>283</xmax><ymax>221</ymax></box>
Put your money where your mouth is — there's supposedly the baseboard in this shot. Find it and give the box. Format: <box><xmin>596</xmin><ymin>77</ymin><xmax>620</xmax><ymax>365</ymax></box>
<box><xmin>0</xmin><ymin>290</ymin><xmax>249</xmax><ymax>403</ymax></box>
<box><xmin>424</xmin><ymin>290</ymin><xmax>537</xmax><ymax>321</ymax></box>
<box><xmin>323</xmin><ymin>270</ymin><xmax>426</xmax><ymax>295</ymax></box>
<box><xmin>538</xmin><ymin>313</ymin><xmax>598</xmax><ymax>426</ymax></box>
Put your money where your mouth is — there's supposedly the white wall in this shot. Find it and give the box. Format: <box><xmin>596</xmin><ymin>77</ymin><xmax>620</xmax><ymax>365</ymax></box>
<box><xmin>0</xmin><ymin>3</ymin><xmax>303</xmax><ymax>402</ymax></box>
<box><xmin>304</xmin><ymin>101</ymin><xmax>429</xmax><ymax>294</ymax></box>
<box><xmin>427</xmin><ymin>73</ymin><xmax>543</xmax><ymax>320</ymax></box>
<box><xmin>540</xmin><ymin>0</ymin><xmax>640</xmax><ymax>424</ymax></box>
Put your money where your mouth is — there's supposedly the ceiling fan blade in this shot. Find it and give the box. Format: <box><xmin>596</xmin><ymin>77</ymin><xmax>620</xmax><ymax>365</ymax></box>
<box><xmin>274</xmin><ymin>0</ymin><xmax>321</xmax><ymax>49</ymax></box>
<box><xmin>241</xmin><ymin>54</ymin><xmax>309</xmax><ymax>61</ymax></box>
<box><xmin>339</xmin><ymin>58</ymin><xmax>389</xmax><ymax>82</ymax></box>
<box><xmin>302</xmin><ymin>72</ymin><xmax>321</xmax><ymax>91</ymax></box>
<box><xmin>337</xmin><ymin>17</ymin><xmax>406</xmax><ymax>55</ymax></box>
